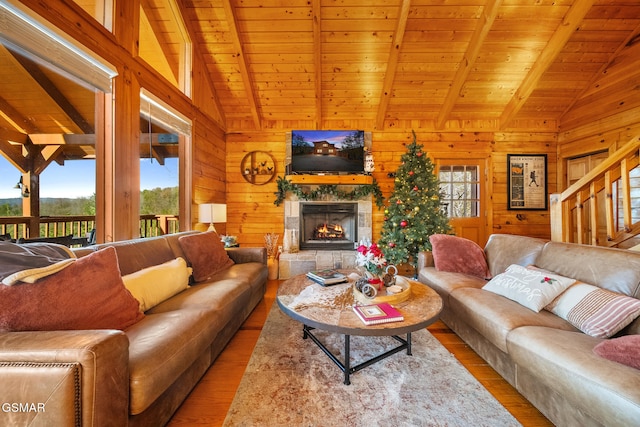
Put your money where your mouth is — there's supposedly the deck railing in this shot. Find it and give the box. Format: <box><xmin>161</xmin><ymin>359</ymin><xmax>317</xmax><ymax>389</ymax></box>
<box><xmin>550</xmin><ymin>135</ymin><xmax>640</xmax><ymax>247</ymax></box>
<box><xmin>0</xmin><ymin>215</ymin><xmax>180</xmax><ymax>243</ymax></box>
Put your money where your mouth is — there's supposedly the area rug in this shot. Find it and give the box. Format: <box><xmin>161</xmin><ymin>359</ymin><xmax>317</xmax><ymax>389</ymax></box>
<box><xmin>223</xmin><ymin>304</ymin><xmax>521</xmax><ymax>426</ymax></box>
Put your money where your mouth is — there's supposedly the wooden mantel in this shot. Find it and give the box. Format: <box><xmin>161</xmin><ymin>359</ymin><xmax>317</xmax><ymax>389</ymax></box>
<box><xmin>285</xmin><ymin>174</ymin><xmax>374</xmax><ymax>185</ymax></box>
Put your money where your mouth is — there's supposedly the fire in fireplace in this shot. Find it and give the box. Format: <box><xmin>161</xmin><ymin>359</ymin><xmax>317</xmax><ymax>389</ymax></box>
<box><xmin>300</xmin><ymin>202</ymin><xmax>357</xmax><ymax>250</ymax></box>
<box><xmin>314</xmin><ymin>223</ymin><xmax>344</xmax><ymax>240</ymax></box>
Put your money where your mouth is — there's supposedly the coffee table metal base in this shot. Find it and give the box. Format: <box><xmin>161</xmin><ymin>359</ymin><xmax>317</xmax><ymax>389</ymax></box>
<box><xmin>302</xmin><ymin>325</ymin><xmax>412</xmax><ymax>385</ymax></box>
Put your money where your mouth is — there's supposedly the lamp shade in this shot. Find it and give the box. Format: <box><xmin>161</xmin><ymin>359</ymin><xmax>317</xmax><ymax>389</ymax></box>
<box><xmin>199</xmin><ymin>203</ymin><xmax>227</xmax><ymax>232</ymax></box>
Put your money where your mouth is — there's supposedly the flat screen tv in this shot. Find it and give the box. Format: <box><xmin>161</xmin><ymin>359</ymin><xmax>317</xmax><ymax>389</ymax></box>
<box><xmin>289</xmin><ymin>130</ymin><xmax>366</xmax><ymax>174</ymax></box>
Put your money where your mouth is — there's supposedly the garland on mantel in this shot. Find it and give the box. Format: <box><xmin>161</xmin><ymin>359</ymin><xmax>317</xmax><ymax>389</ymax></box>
<box><xmin>273</xmin><ymin>176</ymin><xmax>385</xmax><ymax>208</ymax></box>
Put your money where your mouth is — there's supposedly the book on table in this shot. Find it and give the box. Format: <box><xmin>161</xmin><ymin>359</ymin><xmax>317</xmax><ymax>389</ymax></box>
<box><xmin>352</xmin><ymin>302</ymin><xmax>404</xmax><ymax>325</ymax></box>
<box><xmin>306</xmin><ymin>269</ymin><xmax>348</xmax><ymax>286</ymax></box>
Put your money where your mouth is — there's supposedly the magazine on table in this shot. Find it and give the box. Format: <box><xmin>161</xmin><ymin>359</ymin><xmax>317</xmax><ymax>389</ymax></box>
<box><xmin>352</xmin><ymin>302</ymin><xmax>404</xmax><ymax>325</ymax></box>
<box><xmin>306</xmin><ymin>269</ymin><xmax>348</xmax><ymax>286</ymax></box>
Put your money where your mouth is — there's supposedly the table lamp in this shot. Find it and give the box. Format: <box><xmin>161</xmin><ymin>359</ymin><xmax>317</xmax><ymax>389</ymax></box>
<box><xmin>199</xmin><ymin>203</ymin><xmax>227</xmax><ymax>232</ymax></box>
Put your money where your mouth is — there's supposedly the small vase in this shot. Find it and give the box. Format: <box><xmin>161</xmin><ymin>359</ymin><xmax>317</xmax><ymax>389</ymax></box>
<box><xmin>267</xmin><ymin>258</ymin><xmax>279</xmax><ymax>280</ymax></box>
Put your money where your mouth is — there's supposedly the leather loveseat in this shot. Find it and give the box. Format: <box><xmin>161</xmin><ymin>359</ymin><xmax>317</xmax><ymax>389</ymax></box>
<box><xmin>418</xmin><ymin>233</ymin><xmax>640</xmax><ymax>427</ymax></box>
<box><xmin>0</xmin><ymin>231</ymin><xmax>268</xmax><ymax>426</ymax></box>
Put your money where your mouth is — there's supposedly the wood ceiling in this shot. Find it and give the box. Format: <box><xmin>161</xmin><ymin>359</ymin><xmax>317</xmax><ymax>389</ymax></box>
<box><xmin>180</xmin><ymin>0</ymin><xmax>640</xmax><ymax>131</ymax></box>
<box><xmin>2</xmin><ymin>0</ymin><xmax>640</xmax><ymax>171</ymax></box>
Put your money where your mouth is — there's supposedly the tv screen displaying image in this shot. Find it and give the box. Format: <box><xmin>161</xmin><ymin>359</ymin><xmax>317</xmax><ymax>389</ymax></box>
<box><xmin>290</xmin><ymin>130</ymin><xmax>365</xmax><ymax>174</ymax></box>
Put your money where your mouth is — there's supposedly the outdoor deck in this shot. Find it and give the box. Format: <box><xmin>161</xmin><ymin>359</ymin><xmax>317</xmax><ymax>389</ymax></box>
<box><xmin>0</xmin><ymin>214</ymin><xmax>179</xmax><ymax>246</ymax></box>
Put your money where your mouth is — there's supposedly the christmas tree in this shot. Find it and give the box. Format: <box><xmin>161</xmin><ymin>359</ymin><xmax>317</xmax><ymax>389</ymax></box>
<box><xmin>378</xmin><ymin>131</ymin><xmax>451</xmax><ymax>275</ymax></box>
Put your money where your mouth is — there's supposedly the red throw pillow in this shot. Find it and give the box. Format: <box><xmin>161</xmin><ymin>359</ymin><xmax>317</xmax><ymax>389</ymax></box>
<box><xmin>593</xmin><ymin>335</ymin><xmax>640</xmax><ymax>370</ymax></box>
<box><xmin>178</xmin><ymin>231</ymin><xmax>234</xmax><ymax>282</ymax></box>
<box><xmin>0</xmin><ymin>246</ymin><xmax>144</xmax><ymax>331</ymax></box>
<box><xmin>429</xmin><ymin>234</ymin><xmax>491</xmax><ymax>279</ymax></box>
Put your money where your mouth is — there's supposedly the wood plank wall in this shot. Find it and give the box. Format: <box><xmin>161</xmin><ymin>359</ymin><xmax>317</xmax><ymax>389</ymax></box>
<box><xmin>226</xmin><ymin>128</ymin><xmax>558</xmax><ymax>247</ymax></box>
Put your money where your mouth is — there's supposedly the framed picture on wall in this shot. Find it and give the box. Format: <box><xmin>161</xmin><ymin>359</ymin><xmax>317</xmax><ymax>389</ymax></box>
<box><xmin>507</xmin><ymin>154</ymin><xmax>548</xmax><ymax>210</ymax></box>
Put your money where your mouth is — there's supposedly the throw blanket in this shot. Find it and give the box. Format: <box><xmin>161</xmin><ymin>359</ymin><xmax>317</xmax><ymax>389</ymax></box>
<box><xmin>0</xmin><ymin>241</ymin><xmax>76</xmax><ymax>286</ymax></box>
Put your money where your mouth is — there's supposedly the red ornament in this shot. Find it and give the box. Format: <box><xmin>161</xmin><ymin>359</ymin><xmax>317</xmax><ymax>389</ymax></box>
<box><xmin>409</xmin><ymin>171</ymin><xmax>415</xmax><ymax>176</ymax></box>
<box><xmin>413</xmin><ymin>185</ymin><xmax>419</xmax><ymax>191</ymax></box>
<box><xmin>417</xmin><ymin>152</ymin><xmax>423</xmax><ymax>157</ymax></box>
<box><xmin>396</xmin><ymin>199</ymin><xmax>402</xmax><ymax>205</ymax></box>
<box><xmin>400</xmin><ymin>220</ymin><xmax>408</xmax><ymax>228</ymax></box>
<box><xmin>388</xmin><ymin>242</ymin><xmax>396</xmax><ymax>248</ymax></box>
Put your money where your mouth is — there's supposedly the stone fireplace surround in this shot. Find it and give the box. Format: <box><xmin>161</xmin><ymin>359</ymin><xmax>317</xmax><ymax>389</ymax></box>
<box><xmin>278</xmin><ymin>191</ymin><xmax>373</xmax><ymax>279</ymax></box>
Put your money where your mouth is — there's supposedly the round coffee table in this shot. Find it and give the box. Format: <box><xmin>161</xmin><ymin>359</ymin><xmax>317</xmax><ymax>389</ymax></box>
<box><xmin>277</xmin><ymin>273</ymin><xmax>443</xmax><ymax>384</ymax></box>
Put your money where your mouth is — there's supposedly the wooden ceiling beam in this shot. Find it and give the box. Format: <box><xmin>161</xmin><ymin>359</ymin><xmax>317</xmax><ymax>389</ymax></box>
<box><xmin>138</xmin><ymin>144</ymin><xmax>166</xmax><ymax>165</ymax></box>
<box><xmin>221</xmin><ymin>0</ymin><xmax>262</xmax><ymax>130</ymax></box>
<box><xmin>436</xmin><ymin>0</ymin><xmax>502</xmax><ymax>130</ymax></box>
<box><xmin>375</xmin><ymin>0</ymin><xmax>411</xmax><ymax>130</ymax></box>
<box><xmin>0</xmin><ymin>139</ymin><xmax>28</xmax><ymax>172</ymax></box>
<box><xmin>0</xmin><ymin>126</ymin><xmax>29</xmax><ymax>145</ymax></box>
<box><xmin>499</xmin><ymin>0</ymin><xmax>595</xmax><ymax>129</ymax></box>
<box><xmin>28</xmin><ymin>133</ymin><xmax>96</xmax><ymax>147</ymax></box>
<box><xmin>33</xmin><ymin>144</ymin><xmax>64</xmax><ymax>175</ymax></box>
<box><xmin>0</xmin><ymin>94</ymin><xmax>41</xmax><ymax>134</ymax></box>
<box><xmin>9</xmin><ymin>51</ymin><xmax>95</xmax><ymax>134</ymax></box>
<box><xmin>312</xmin><ymin>0</ymin><xmax>322</xmax><ymax>129</ymax></box>
<box><xmin>152</xmin><ymin>147</ymin><xmax>165</xmax><ymax>165</ymax></box>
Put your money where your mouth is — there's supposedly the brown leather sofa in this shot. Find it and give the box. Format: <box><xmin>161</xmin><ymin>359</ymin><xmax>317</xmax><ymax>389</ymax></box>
<box><xmin>418</xmin><ymin>234</ymin><xmax>640</xmax><ymax>427</ymax></box>
<box><xmin>0</xmin><ymin>231</ymin><xmax>268</xmax><ymax>426</ymax></box>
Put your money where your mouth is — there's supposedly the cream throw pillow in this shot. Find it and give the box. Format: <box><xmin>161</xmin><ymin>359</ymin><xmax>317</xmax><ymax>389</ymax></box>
<box><xmin>482</xmin><ymin>264</ymin><xmax>575</xmax><ymax>312</ymax></box>
<box><xmin>122</xmin><ymin>257</ymin><xmax>192</xmax><ymax>312</ymax></box>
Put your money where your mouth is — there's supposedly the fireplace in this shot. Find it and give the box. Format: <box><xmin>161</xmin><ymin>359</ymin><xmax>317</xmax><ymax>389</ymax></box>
<box><xmin>300</xmin><ymin>202</ymin><xmax>357</xmax><ymax>250</ymax></box>
<box><xmin>279</xmin><ymin>193</ymin><xmax>372</xmax><ymax>279</ymax></box>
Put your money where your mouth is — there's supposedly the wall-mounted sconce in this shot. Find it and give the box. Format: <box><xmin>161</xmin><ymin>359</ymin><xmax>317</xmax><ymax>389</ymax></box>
<box><xmin>14</xmin><ymin>176</ymin><xmax>29</xmax><ymax>198</ymax></box>
<box><xmin>198</xmin><ymin>203</ymin><xmax>227</xmax><ymax>232</ymax></box>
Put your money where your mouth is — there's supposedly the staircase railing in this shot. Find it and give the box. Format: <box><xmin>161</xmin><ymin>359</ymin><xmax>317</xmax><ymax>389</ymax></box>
<box><xmin>550</xmin><ymin>135</ymin><xmax>640</xmax><ymax>247</ymax></box>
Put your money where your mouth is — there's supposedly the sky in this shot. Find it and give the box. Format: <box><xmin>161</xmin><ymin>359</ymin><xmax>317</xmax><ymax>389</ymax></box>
<box><xmin>0</xmin><ymin>155</ymin><xmax>178</xmax><ymax>199</ymax></box>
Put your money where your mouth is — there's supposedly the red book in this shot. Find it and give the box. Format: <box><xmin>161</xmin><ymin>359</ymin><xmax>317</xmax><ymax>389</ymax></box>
<box><xmin>352</xmin><ymin>302</ymin><xmax>404</xmax><ymax>325</ymax></box>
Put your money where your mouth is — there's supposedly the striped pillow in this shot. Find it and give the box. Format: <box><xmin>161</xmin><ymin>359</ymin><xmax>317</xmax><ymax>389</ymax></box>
<box><xmin>546</xmin><ymin>283</ymin><xmax>640</xmax><ymax>338</ymax></box>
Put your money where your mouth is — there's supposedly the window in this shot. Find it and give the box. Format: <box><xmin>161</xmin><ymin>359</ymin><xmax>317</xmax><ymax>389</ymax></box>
<box><xmin>139</xmin><ymin>0</ymin><xmax>191</xmax><ymax>95</ymax></box>
<box><xmin>139</xmin><ymin>89</ymin><xmax>191</xmax><ymax>235</ymax></box>
<box><xmin>0</xmin><ymin>2</ymin><xmax>115</xmax><ymax>219</ymax></box>
<box><xmin>71</xmin><ymin>0</ymin><xmax>113</xmax><ymax>30</ymax></box>
<box><xmin>438</xmin><ymin>165</ymin><xmax>480</xmax><ymax>218</ymax></box>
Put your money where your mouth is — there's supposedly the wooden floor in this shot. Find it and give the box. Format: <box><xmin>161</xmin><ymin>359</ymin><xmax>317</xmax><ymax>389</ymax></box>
<box><xmin>167</xmin><ymin>279</ymin><xmax>553</xmax><ymax>427</ymax></box>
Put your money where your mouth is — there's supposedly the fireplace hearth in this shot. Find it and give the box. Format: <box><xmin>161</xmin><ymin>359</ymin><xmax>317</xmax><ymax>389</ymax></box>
<box><xmin>300</xmin><ymin>202</ymin><xmax>357</xmax><ymax>250</ymax></box>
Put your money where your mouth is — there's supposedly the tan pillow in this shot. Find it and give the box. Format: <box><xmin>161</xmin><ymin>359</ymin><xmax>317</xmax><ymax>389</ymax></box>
<box><xmin>122</xmin><ymin>257</ymin><xmax>192</xmax><ymax>312</ymax></box>
<box><xmin>0</xmin><ymin>247</ymin><xmax>144</xmax><ymax>331</ymax></box>
<box><xmin>178</xmin><ymin>231</ymin><xmax>234</xmax><ymax>282</ymax></box>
